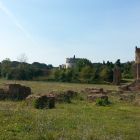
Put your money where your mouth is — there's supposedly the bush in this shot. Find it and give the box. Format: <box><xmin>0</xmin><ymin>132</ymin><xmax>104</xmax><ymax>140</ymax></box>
<box><xmin>33</xmin><ymin>96</ymin><xmax>48</xmax><ymax>109</ymax></box>
<box><xmin>48</xmin><ymin>97</ymin><xmax>55</xmax><ymax>109</ymax></box>
<box><xmin>55</xmin><ymin>90</ymin><xmax>78</xmax><ymax>103</ymax></box>
<box><xmin>96</xmin><ymin>98</ymin><xmax>110</xmax><ymax>106</ymax></box>
<box><xmin>63</xmin><ymin>94</ymin><xmax>71</xmax><ymax>103</ymax></box>
<box><xmin>33</xmin><ymin>95</ymin><xmax>55</xmax><ymax>109</ymax></box>
<box><xmin>56</xmin><ymin>93</ymin><xmax>71</xmax><ymax>103</ymax></box>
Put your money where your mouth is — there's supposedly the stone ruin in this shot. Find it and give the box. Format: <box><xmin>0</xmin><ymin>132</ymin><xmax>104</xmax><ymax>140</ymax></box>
<box><xmin>119</xmin><ymin>80</ymin><xmax>140</xmax><ymax>92</ymax></box>
<box><xmin>118</xmin><ymin>80</ymin><xmax>140</xmax><ymax>102</ymax></box>
<box><xmin>26</xmin><ymin>94</ymin><xmax>55</xmax><ymax>109</ymax></box>
<box><xmin>113</xmin><ymin>66</ymin><xmax>121</xmax><ymax>85</ymax></box>
<box><xmin>85</xmin><ymin>88</ymin><xmax>108</xmax><ymax>102</ymax></box>
<box><xmin>116</xmin><ymin>47</ymin><xmax>140</xmax><ymax>103</ymax></box>
<box><xmin>26</xmin><ymin>90</ymin><xmax>78</xmax><ymax>109</ymax></box>
<box><xmin>0</xmin><ymin>84</ymin><xmax>31</xmax><ymax>100</ymax></box>
<box><xmin>0</xmin><ymin>84</ymin><xmax>78</xmax><ymax>109</ymax></box>
<box><xmin>125</xmin><ymin>47</ymin><xmax>140</xmax><ymax>91</ymax></box>
<box><xmin>0</xmin><ymin>89</ymin><xmax>6</xmax><ymax>100</ymax></box>
<box><xmin>135</xmin><ymin>46</ymin><xmax>140</xmax><ymax>80</ymax></box>
<box><xmin>55</xmin><ymin>90</ymin><xmax>78</xmax><ymax>103</ymax></box>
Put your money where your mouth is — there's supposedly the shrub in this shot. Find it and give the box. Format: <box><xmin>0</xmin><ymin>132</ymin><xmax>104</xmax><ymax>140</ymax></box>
<box><xmin>33</xmin><ymin>95</ymin><xmax>55</xmax><ymax>109</ymax></box>
<box><xmin>55</xmin><ymin>90</ymin><xmax>78</xmax><ymax>103</ymax></box>
<box><xmin>96</xmin><ymin>98</ymin><xmax>110</xmax><ymax>106</ymax></box>
<box><xmin>33</xmin><ymin>96</ymin><xmax>48</xmax><ymax>109</ymax></box>
<box><xmin>48</xmin><ymin>97</ymin><xmax>55</xmax><ymax>109</ymax></box>
<box><xmin>56</xmin><ymin>93</ymin><xmax>71</xmax><ymax>103</ymax></box>
<box><xmin>63</xmin><ymin>94</ymin><xmax>71</xmax><ymax>103</ymax></box>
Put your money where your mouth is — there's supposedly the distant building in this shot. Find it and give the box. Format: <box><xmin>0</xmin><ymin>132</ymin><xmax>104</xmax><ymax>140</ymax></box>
<box><xmin>66</xmin><ymin>55</ymin><xmax>76</xmax><ymax>68</ymax></box>
<box><xmin>59</xmin><ymin>64</ymin><xmax>66</xmax><ymax>69</ymax></box>
<box><xmin>59</xmin><ymin>55</ymin><xmax>82</xmax><ymax>69</ymax></box>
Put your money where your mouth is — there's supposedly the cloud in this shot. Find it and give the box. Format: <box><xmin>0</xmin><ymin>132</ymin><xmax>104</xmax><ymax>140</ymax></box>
<box><xmin>0</xmin><ymin>1</ymin><xmax>32</xmax><ymax>41</ymax></box>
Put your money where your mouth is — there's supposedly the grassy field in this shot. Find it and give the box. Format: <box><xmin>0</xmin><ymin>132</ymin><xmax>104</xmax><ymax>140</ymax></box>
<box><xmin>0</xmin><ymin>80</ymin><xmax>140</xmax><ymax>140</ymax></box>
<box><xmin>0</xmin><ymin>79</ymin><xmax>118</xmax><ymax>93</ymax></box>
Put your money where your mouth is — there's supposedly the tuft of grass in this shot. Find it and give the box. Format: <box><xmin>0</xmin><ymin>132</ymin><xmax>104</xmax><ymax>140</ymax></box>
<box><xmin>96</xmin><ymin>98</ymin><xmax>111</xmax><ymax>106</ymax></box>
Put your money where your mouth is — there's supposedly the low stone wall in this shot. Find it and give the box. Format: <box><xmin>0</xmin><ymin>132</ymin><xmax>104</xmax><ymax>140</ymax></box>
<box><xmin>84</xmin><ymin>88</ymin><xmax>107</xmax><ymax>95</ymax></box>
<box><xmin>26</xmin><ymin>90</ymin><xmax>77</xmax><ymax>109</ymax></box>
<box><xmin>55</xmin><ymin>90</ymin><xmax>78</xmax><ymax>103</ymax></box>
<box><xmin>26</xmin><ymin>94</ymin><xmax>55</xmax><ymax>109</ymax></box>
<box><xmin>84</xmin><ymin>88</ymin><xmax>109</xmax><ymax>102</ymax></box>
<box><xmin>0</xmin><ymin>88</ymin><xmax>8</xmax><ymax>99</ymax></box>
<box><xmin>120</xmin><ymin>93</ymin><xmax>135</xmax><ymax>102</ymax></box>
<box><xmin>0</xmin><ymin>84</ymin><xmax>31</xmax><ymax>100</ymax></box>
<box><xmin>119</xmin><ymin>80</ymin><xmax>140</xmax><ymax>92</ymax></box>
<box><xmin>87</xmin><ymin>94</ymin><xmax>108</xmax><ymax>102</ymax></box>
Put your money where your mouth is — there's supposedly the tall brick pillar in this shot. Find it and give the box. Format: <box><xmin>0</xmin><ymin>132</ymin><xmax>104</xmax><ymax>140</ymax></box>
<box><xmin>135</xmin><ymin>46</ymin><xmax>140</xmax><ymax>80</ymax></box>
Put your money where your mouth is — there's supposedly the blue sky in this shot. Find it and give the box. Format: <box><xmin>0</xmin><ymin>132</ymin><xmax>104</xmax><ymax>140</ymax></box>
<box><xmin>0</xmin><ymin>0</ymin><xmax>140</xmax><ymax>66</ymax></box>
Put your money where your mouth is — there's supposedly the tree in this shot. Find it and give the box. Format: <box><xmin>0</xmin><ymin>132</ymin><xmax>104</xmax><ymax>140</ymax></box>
<box><xmin>115</xmin><ymin>59</ymin><xmax>121</xmax><ymax>67</ymax></box>
<box><xmin>121</xmin><ymin>61</ymin><xmax>134</xmax><ymax>79</ymax></box>
<box><xmin>80</xmin><ymin>66</ymin><xmax>94</xmax><ymax>83</ymax></box>
<box><xmin>16</xmin><ymin>54</ymin><xmax>33</xmax><ymax>80</ymax></box>
<box><xmin>1</xmin><ymin>58</ymin><xmax>11</xmax><ymax>79</ymax></box>
<box><xmin>100</xmin><ymin>66</ymin><xmax>113</xmax><ymax>82</ymax></box>
<box><xmin>76</xmin><ymin>58</ymin><xmax>93</xmax><ymax>71</ymax></box>
<box><xmin>17</xmin><ymin>53</ymin><xmax>28</xmax><ymax>63</ymax></box>
<box><xmin>65</xmin><ymin>69</ymin><xmax>73</xmax><ymax>82</ymax></box>
<box><xmin>32</xmin><ymin>62</ymin><xmax>48</xmax><ymax>69</ymax></box>
<box><xmin>53</xmin><ymin>69</ymin><xmax>61</xmax><ymax>81</ymax></box>
<box><xmin>59</xmin><ymin>71</ymin><xmax>66</xmax><ymax>82</ymax></box>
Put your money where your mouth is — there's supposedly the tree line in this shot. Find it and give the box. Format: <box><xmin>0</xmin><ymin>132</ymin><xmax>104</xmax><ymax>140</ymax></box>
<box><xmin>0</xmin><ymin>58</ymin><xmax>53</xmax><ymax>80</ymax></box>
<box><xmin>53</xmin><ymin>59</ymin><xmax>134</xmax><ymax>83</ymax></box>
<box><xmin>0</xmin><ymin>58</ymin><xmax>134</xmax><ymax>83</ymax></box>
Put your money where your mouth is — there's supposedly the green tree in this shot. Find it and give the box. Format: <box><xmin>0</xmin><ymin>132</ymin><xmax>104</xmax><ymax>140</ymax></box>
<box><xmin>115</xmin><ymin>59</ymin><xmax>121</xmax><ymax>67</ymax></box>
<box><xmin>59</xmin><ymin>71</ymin><xmax>66</xmax><ymax>82</ymax></box>
<box><xmin>65</xmin><ymin>69</ymin><xmax>73</xmax><ymax>82</ymax></box>
<box><xmin>1</xmin><ymin>58</ymin><xmax>11</xmax><ymax>79</ymax></box>
<box><xmin>76</xmin><ymin>59</ymin><xmax>93</xmax><ymax>71</ymax></box>
<box><xmin>54</xmin><ymin>69</ymin><xmax>61</xmax><ymax>81</ymax></box>
<box><xmin>122</xmin><ymin>61</ymin><xmax>134</xmax><ymax>79</ymax></box>
<box><xmin>80</xmin><ymin>66</ymin><xmax>94</xmax><ymax>83</ymax></box>
<box><xmin>100</xmin><ymin>66</ymin><xmax>113</xmax><ymax>82</ymax></box>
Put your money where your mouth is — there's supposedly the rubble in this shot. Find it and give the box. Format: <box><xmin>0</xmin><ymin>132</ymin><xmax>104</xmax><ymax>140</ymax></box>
<box><xmin>0</xmin><ymin>84</ymin><xmax>31</xmax><ymax>100</ymax></box>
<box><xmin>84</xmin><ymin>88</ymin><xmax>109</xmax><ymax>102</ymax></box>
<box><xmin>26</xmin><ymin>94</ymin><xmax>55</xmax><ymax>109</ymax></box>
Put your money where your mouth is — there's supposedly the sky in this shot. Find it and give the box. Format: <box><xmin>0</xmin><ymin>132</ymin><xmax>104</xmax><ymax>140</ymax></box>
<box><xmin>0</xmin><ymin>0</ymin><xmax>140</xmax><ymax>66</ymax></box>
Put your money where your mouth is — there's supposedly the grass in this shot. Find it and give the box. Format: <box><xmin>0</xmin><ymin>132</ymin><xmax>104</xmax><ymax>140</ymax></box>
<box><xmin>0</xmin><ymin>79</ymin><xmax>140</xmax><ymax>140</ymax></box>
<box><xmin>0</xmin><ymin>79</ymin><xmax>118</xmax><ymax>93</ymax></box>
